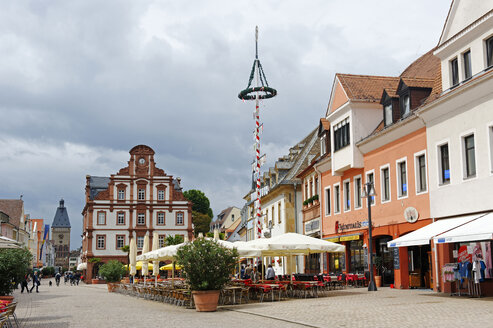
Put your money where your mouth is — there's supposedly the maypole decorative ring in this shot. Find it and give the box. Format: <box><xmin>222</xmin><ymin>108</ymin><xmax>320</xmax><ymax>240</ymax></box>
<box><xmin>238</xmin><ymin>86</ymin><xmax>277</xmax><ymax>100</ymax></box>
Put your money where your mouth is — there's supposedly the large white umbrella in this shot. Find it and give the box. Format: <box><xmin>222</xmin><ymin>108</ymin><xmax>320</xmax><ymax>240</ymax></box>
<box><xmin>152</xmin><ymin>232</ymin><xmax>159</xmax><ymax>277</ymax></box>
<box><xmin>0</xmin><ymin>236</ymin><xmax>20</xmax><ymax>249</ymax></box>
<box><xmin>129</xmin><ymin>238</ymin><xmax>137</xmax><ymax>278</ymax></box>
<box><xmin>142</xmin><ymin>235</ymin><xmax>149</xmax><ymax>276</ymax></box>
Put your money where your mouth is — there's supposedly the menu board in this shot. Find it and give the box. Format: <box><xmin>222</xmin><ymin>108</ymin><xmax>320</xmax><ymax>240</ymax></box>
<box><xmin>393</xmin><ymin>247</ymin><xmax>400</xmax><ymax>270</ymax></box>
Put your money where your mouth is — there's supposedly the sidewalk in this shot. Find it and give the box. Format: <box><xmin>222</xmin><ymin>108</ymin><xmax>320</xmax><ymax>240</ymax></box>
<box><xmin>11</xmin><ymin>279</ymin><xmax>493</xmax><ymax>328</ymax></box>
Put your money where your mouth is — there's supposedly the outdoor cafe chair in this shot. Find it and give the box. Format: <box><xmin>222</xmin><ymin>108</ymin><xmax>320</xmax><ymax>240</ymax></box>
<box><xmin>2</xmin><ymin>302</ymin><xmax>19</xmax><ymax>328</ymax></box>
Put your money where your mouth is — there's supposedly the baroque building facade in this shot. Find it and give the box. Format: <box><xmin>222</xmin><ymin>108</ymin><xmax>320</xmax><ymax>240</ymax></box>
<box><xmin>81</xmin><ymin>145</ymin><xmax>192</xmax><ymax>281</ymax></box>
<box><xmin>51</xmin><ymin>199</ymin><xmax>71</xmax><ymax>269</ymax></box>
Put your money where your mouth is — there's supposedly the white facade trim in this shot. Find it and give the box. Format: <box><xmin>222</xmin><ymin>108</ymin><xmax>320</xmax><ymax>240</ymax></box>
<box><xmin>324</xmin><ymin>186</ymin><xmax>331</xmax><ymax>217</ymax></box>
<box><xmin>365</xmin><ymin>169</ymin><xmax>376</xmax><ymax>207</ymax></box>
<box><xmin>459</xmin><ymin>128</ymin><xmax>478</xmax><ymax>181</ymax></box>
<box><xmin>413</xmin><ymin>150</ymin><xmax>428</xmax><ymax>195</ymax></box>
<box><xmin>343</xmin><ymin>178</ymin><xmax>351</xmax><ymax>213</ymax></box>
<box><xmin>353</xmin><ymin>175</ymin><xmax>363</xmax><ymax>210</ymax></box>
<box><xmin>379</xmin><ymin>163</ymin><xmax>391</xmax><ymax>204</ymax></box>
<box><xmin>333</xmin><ymin>182</ymin><xmax>341</xmax><ymax>215</ymax></box>
<box><xmin>395</xmin><ymin>156</ymin><xmax>409</xmax><ymax>200</ymax></box>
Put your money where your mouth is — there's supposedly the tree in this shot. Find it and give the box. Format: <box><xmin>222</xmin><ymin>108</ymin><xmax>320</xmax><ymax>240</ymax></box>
<box><xmin>183</xmin><ymin>189</ymin><xmax>214</xmax><ymax>236</ymax></box>
<box><xmin>0</xmin><ymin>248</ymin><xmax>32</xmax><ymax>296</ymax></box>
<box><xmin>165</xmin><ymin>235</ymin><xmax>184</xmax><ymax>246</ymax></box>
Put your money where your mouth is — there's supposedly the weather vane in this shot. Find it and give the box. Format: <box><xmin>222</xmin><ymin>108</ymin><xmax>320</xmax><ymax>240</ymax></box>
<box><xmin>238</xmin><ymin>26</ymin><xmax>277</xmax><ymax>240</ymax></box>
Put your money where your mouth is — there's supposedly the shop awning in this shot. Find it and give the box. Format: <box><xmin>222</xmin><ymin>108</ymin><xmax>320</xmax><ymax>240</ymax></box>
<box><xmin>387</xmin><ymin>214</ymin><xmax>481</xmax><ymax>247</ymax></box>
<box><xmin>77</xmin><ymin>262</ymin><xmax>87</xmax><ymax>270</ymax></box>
<box><xmin>434</xmin><ymin>212</ymin><xmax>493</xmax><ymax>244</ymax></box>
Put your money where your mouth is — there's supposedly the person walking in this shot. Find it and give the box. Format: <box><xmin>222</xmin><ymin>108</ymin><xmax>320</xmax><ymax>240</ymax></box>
<box><xmin>20</xmin><ymin>273</ymin><xmax>30</xmax><ymax>293</ymax></box>
<box><xmin>245</xmin><ymin>264</ymin><xmax>253</xmax><ymax>280</ymax></box>
<box><xmin>55</xmin><ymin>272</ymin><xmax>61</xmax><ymax>286</ymax></box>
<box><xmin>266</xmin><ymin>264</ymin><xmax>276</xmax><ymax>280</ymax></box>
<box><xmin>30</xmin><ymin>272</ymin><xmax>40</xmax><ymax>293</ymax></box>
<box><xmin>252</xmin><ymin>267</ymin><xmax>261</xmax><ymax>283</ymax></box>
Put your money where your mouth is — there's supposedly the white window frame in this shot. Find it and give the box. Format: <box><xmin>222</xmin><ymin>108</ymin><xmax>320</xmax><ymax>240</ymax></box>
<box><xmin>384</xmin><ymin>103</ymin><xmax>393</xmax><ymax>126</ymax></box>
<box><xmin>462</xmin><ymin>49</ymin><xmax>472</xmax><ymax>80</ymax></box>
<box><xmin>436</xmin><ymin>139</ymin><xmax>451</xmax><ymax>186</ymax></box>
<box><xmin>176</xmin><ymin>212</ymin><xmax>184</xmax><ymax>225</ymax></box>
<box><xmin>117</xmin><ymin>212</ymin><xmax>125</xmax><ymax>225</ymax></box>
<box><xmin>353</xmin><ymin>175</ymin><xmax>362</xmax><ymax>210</ymax></box>
<box><xmin>320</xmin><ymin>135</ymin><xmax>327</xmax><ymax>156</ymax></box>
<box><xmin>138</xmin><ymin>188</ymin><xmax>145</xmax><ymax>200</ymax></box>
<box><xmin>157</xmin><ymin>189</ymin><xmax>165</xmax><ymax>201</ymax></box>
<box><xmin>158</xmin><ymin>235</ymin><xmax>166</xmax><ymax>248</ymax></box>
<box><xmin>488</xmin><ymin>122</ymin><xmax>493</xmax><ymax>175</ymax></box>
<box><xmin>333</xmin><ymin>183</ymin><xmax>341</xmax><ymax>214</ymax></box>
<box><xmin>365</xmin><ymin>169</ymin><xmax>375</xmax><ymax>206</ymax></box>
<box><xmin>380</xmin><ymin>164</ymin><xmax>391</xmax><ymax>204</ymax></box>
<box><xmin>324</xmin><ymin>186</ymin><xmax>331</xmax><ymax>216</ymax></box>
<box><xmin>157</xmin><ymin>212</ymin><xmax>165</xmax><ymax>225</ymax></box>
<box><xmin>414</xmin><ymin>150</ymin><xmax>428</xmax><ymax>195</ymax></box>
<box><xmin>343</xmin><ymin>179</ymin><xmax>351</xmax><ymax>212</ymax></box>
<box><xmin>460</xmin><ymin>129</ymin><xmax>477</xmax><ymax>180</ymax></box>
<box><xmin>97</xmin><ymin>235</ymin><xmax>105</xmax><ymax>249</ymax></box>
<box><xmin>396</xmin><ymin>157</ymin><xmax>408</xmax><ymax>199</ymax></box>
<box><xmin>118</xmin><ymin>189</ymin><xmax>125</xmax><ymax>200</ymax></box>
<box><xmin>137</xmin><ymin>236</ymin><xmax>144</xmax><ymax>250</ymax></box>
<box><xmin>137</xmin><ymin>213</ymin><xmax>146</xmax><ymax>225</ymax></box>
<box><xmin>116</xmin><ymin>235</ymin><xmax>125</xmax><ymax>249</ymax></box>
<box><xmin>97</xmin><ymin>212</ymin><xmax>106</xmax><ymax>225</ymax></box>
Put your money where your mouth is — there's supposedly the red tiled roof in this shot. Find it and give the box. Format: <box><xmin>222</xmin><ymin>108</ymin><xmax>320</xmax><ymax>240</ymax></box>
<box><xmin>320</xmin><ymin>118</ymin><xmax>330</xmax><ymax>131</ymax></box>
<box><xmin>400</xmin><ymin>48</ymin><xmax>440</xmax><ymax>79</ymax></box>
<box><xmin>400</xmin><ymin>77</ymin><xmax>435</xmax><ymax>89</ymax></box>
<box><xmin>336</xmin><ymin>74</ymin><xmax>400</xmax><ymax>103</ymax></box>
<box><xmin>0</xmin><ymin>199</ymin><xmax>23</xmax><ymax>227</ymax></box>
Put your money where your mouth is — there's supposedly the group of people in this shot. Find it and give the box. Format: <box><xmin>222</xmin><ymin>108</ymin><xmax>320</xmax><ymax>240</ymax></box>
<box><xmin>240</xmin><ymin>262</ymin><xmax>276</xmax><ymax>282</ymax></box>
<box><xmin>60</xmin><ymin>271</ymin><xmax>82</xmax><ymax>286</ymax></box>
<box><xmin>20</xmin><ymin>271</ymin><xmax>41</xmax><ymax>293</ymax></box>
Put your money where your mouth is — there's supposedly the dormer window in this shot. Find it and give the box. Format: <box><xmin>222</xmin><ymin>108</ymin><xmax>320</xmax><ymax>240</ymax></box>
<box><xmin>463</xmin><ymin>50</ymin><xmax>471</xmax><ymax>80</ymax></box>
<box><xmin>320</xmin><ymin>135</ymin><xmax>327</xmax><ymax>155</ymax></box>
<box><xmin>401</xmin><ymin>95</ymin><xmax>410</xmax><ymax>117</ymax></box>
<box><xmin>486</xmin><ymin>36</ymin><xmax>493</xmax><ymax>68</ymax></box>
<box><xmin>450</xmin><ymin>57</ymin><xmax>459</xmax><ymax>86</ymax></box>
<box><xmin>384</xmin><ymin>103</ymin><xmax>393</xmax><ymax>126</ymax></box>
<box><xmin>334</xmin><ymin>118</ymin><xmax>350</xmax><ymax>152</ymax></box>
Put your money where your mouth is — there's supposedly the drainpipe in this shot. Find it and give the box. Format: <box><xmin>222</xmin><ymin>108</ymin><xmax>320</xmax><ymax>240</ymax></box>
<box><xmin>432</xmin><ymin>217</ymin><xmax>440</xmax><ymax>290</ymax></box>
<box><xmin>293</xmin><ymin>182</ymin><xmax>299</xmax><ymax>272</ymax></box>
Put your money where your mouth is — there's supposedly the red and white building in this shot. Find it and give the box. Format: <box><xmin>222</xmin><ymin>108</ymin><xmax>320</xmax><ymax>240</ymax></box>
<box><xmin>81</xmin><ymin>145</ymin><xmax>193</xmax><ymax>281</ymax></box>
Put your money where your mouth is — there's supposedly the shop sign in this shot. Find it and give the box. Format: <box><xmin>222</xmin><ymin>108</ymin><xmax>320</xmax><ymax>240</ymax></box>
<box><xmin>338</xmin><ymin>221</ymin><xmax>365</xmax><ymax>232</ymax></box>
<box><xmin>340</xmin><ymin>235</ymin><xmax>360</xmax><ymax>242</ymax></box>
<box><xmin>325</xmin><ymin>237</ymin><xmax>340</xmax><ymax>243</ymax></box>
<box><xmin>458</xmin><ymin>245</ymin><xmax>472</xmax><ymax>263</ymax></box>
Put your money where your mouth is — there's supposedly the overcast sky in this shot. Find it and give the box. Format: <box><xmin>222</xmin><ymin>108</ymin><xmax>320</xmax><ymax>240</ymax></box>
<box><xmin>0</xmin><ymin>0</ymin><xmax>451</xmax><ymax>248</ymax></box>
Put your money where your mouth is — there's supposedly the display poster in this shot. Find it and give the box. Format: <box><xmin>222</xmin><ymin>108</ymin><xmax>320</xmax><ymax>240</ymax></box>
<box><xmin>457</xmin><ymin>242</ymin><xmax>493</xmax><ymax>279</ymax></box>
<box><xmin>393</xmin><ymin>247</ymin><xmax>400</xmax><ymax>270</ymax></box>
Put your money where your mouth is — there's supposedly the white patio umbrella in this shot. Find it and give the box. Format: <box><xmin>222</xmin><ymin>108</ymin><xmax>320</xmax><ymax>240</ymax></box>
<box><xmin>142</xmin><ymin>235</ymin><xmax>150</xmax><ymax>285</ymax></box>
<box><xmin>152</xmin><ymin>232</ymin><xmax>159</xmax><ymax>287</ymax></box>
<box><xmin>129</xmin><ymin>238</ymin><xmax>137</xmax><ymax>282</ymax></box>
<box><xmin>0</xmin><ymin>236</ymin><xmax>20</xmax><ymax>249</ymax></box>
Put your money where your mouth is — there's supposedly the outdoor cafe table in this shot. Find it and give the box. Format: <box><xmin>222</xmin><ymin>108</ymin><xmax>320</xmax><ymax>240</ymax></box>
<box><xmin>222</xmin><ymin>286</ymin><xmax>243</xmax><ymax>304</ymax></box>
<box><xmin>249</xmin><ymin>283</ymin><xmax>283</xmax><ymax>302</ymax></box>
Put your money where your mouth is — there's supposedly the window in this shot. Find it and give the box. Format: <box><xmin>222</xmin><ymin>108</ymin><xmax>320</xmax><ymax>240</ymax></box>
<box><xmin>137</xmin><ymin>213</ymin><xmax>145</xmax><ymax>225</ymax></box>
<box><xmin>439</xmin><ymin>144</ymin><xmax>450</xmax><ymax>184</ymax></box>
<box><xmin>138</xmin><ymin>188</ymin><xmax>145</xmax><ymax>200</ymax></box>
<box><xmin>384</xmin><ymin>103</ymin><xmax>393</xmax><ymax>126</ymax></box>
<box><xmin>450</xmin><ymin>57</ymin><xmax>459</xmax><ymax>86</ymax></box>
<box><xmin>157</xmin><ymin>212</ymin><xmax>165</xmax><ymax>225</ymax></box>
<box><xmin>334</xmin><ymin>118</ymin><xmax>350</xmax><ymax>151</ymax></box>
<box><xmin>278</xmin><ymin>203</ymin><xmax>282</xmax><ymax>224</ymax></box>
<box><xmin>158</xmin><ymin>235</ymin><xmax>166</xmax><ymax>248</ymax></box>
<box><xmin>176</xmin><ymin>212</ymin><xmax>184</xmax><ymax>225</ymax></box>
<box><xmin>97</xmin><ymin>212</ymin><xmax>106</xmax><ymax>225</ymax></box>
<box><xmin>116</xmin><ymin>235</ymin><xmax>125</xmax><ymax>249</ymax></box>
<box><xmin>325</xmin><ymin>187</ymin><xmax>331</xmax><ymax>216</ymax></box>
<box><xmin>157</xmin><ymin>190</ymin><xmax>165</xmax><ymax>201</ymax></box>
<box><xmin>117</xmin><ymin>212</ymin><xmax>125</xmax><ymax>225</ymax></box>
<box><xmin>321</xmin><ymin>135</ymin><xmax>327</xmax><ymax>155</ymax></box>
<box><xmin>381</xmin><ymin>166</ymin><xmax>390</xmax><ymax>202</ymax></box>
<box><xmin>486</xmin><ymin>36</ymin><xmax>493</xmax><ymax>68</ymax></box>
<box><xmin>315</xmin><ymin>177</ymin><xmax>319</xmax><ymax>196</ymax></box>
<box><xmin>397</xmin><ymin>160</ymin><xmax>408</xmax><ymax>198</ymax></box>
<box><xmin>334</xmin><ymin>184</ymin><xmax>340</xmax><ymax>214</ymax></box>
<box><xmin>366</xmin><ymin>172</ymin><xmax>375</xmax><ymax>205</ymax></box>
<box><xmin>264</xmin><ymin>209</ymin><xmax>268</xmax><ymax>226</ymax></box>
<box><xmin>415</xmin><ymin>153</ymin><xmax>427</xmax><ymax>193</ymax></box>
<box><xmin>231</xmin><ymin>214</ymin><xmax>235</xmax><ymax>222</ymax></box>
<box><xmin>354</xmin><ymin>177</ymin><xmax>362</xmax><ymax>209</ymax></box>
<box><xmin>343</xmin><ymin>180</ymin><xmax>350</xmax><ymax>211</ymax></box>
<box><xmin>464</xmin><ymin>134</ymin><xmax>476</xmax><ymax>178</ymax></box>
<box><xmin>118</xmin><ymin>189</ymin><xmax>125</xmax><ymax>200</ymax></box>
<box><xmin>463</xmin><ymin>50</ymin><xmax>472</xmax><ymax>80</ymax></box>
<box><xmin>271</xmin><ymin>206</ymin><xmax>275</xmax><ymax>226</ymax></box>
<box><xmin>401</xmin><ymin>95</ymin><xmax>410</xmax><ymax>117</ymax></box>
<box><xmin>96</xmin><ymin>235</ymin><xmax>105</xmax><ymax>249</ymax></box>
<box><xmin>137</xmin><ymin>236</ymin><xmax>144</xmax><ymax>249</ymax></box>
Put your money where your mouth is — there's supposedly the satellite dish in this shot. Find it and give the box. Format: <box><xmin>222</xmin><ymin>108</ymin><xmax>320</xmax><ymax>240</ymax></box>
<box><xmin>404</xmin><ymin>207</ymin><xmax>419</xmax><ymax>223</ymax></box>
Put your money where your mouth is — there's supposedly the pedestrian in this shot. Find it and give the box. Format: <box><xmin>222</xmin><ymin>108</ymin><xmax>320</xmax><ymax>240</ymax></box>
<box><xmin>64</xmin><ymin>273</ymin><xmax>68</xmax><ymax>285</ymax></box>
<box><xmin>55</xmin><ymin>272</ymin><xmax>61</xmax><ymax>286</ymax></box>
<box><xmin>245</xmin><ymin>264</ymin><xmax>252</xmax><ymax>279</ymax></box>
<box><xmin>20</xmin><ymin>273</ymin><xmax>30</xmax><ymax>293</ymax></box>
<box><xmin>30</xmin><ymin>272</ymin><xmax>40</xmax><ymax>293</ymax></box>
<box><xmin>240</xmin><ymin>265</ymin><xmax>245</xmax><ymax>279</ymax></box>
<box><xmin>266</xmin><ymin>264</ymin><xmax>276</xmax><ymax>280</ymax></box>
<box><xmin>75</xmin><ymin>272</ymin><xmax>80</xmax><ymax>285</ymax></box>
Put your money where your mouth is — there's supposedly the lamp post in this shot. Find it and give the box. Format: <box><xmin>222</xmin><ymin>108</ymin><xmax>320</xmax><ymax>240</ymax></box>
<box><xmin>362</xmin><ymin>181</ymin><xmax>377</xmax><ymax>291</ymax></box>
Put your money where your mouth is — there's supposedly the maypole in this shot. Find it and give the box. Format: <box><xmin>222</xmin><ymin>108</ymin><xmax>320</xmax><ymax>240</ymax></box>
<box><xmin>238</xmin><ymin>26</ymin><xmax>277</xmax><ymax>240</ymax></box>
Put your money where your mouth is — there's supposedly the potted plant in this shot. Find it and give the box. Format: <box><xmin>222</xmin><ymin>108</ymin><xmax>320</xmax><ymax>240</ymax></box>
<box><xmin>176</xmin><ymin>238</ymin><xmax>238</xmax><ymax>312</ymax></box>
<box><xmin>312</xmin><ymin>194</ymin><xmax>319</xmax><ymax>205</ymax></box>
<box><xmin>374</xmin><ymin>255</ymin><xmax>383</xmax><ymax>287</ymax></box>
<box><xmin>99</xmin><ymin>260</ymin><xmax>126</xmax><ymax>292</ymax></box>
<box><xmin>303</xmin><ymin>199</ymin><xmax>309</xmax><ymax>209</ymax></box>
<box><xmin>0</xmin><ymin>248</ymin><xmax>32</xmax><ymax>301</ymax></box>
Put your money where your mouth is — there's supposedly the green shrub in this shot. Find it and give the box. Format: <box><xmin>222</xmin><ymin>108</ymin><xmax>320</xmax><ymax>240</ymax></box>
<box><xmin>0</xmin><ymin>248</ymin><xmax>33</xmax><ymax>296</ymax></box>
<box><xmin>312</xmin><ymin>194</ymin><xmax>319</xmax><ymax>201</ymax></box>
<box><xmin>303</xmin><ymin>199</ymin><xmax>309</xmax><ymax>206</ymax></box>
<box><xmin>41</xmin><ymin>266</ymin><xmax>55</xmax><ymax>276</ymax></box>
<box><xmin>176</xmin><ymin>239</ymin><xmax>238</xmax><ymax>291</ymax></box>
<box><xmin>98</xmin><ymin>260</ymin><xmax>125</xmax><ymax>283</ymax></box>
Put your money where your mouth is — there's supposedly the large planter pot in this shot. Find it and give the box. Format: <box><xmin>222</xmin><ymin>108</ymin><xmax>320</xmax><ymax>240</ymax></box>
<box><xmin>0</xmin><ymin>295</ymin><xmax>14</xmax><ymax>302</ymax></box>
<box><xmin>375</xmin><ymin>275</ymin><xmax>382</xmax><ymax>287</ymax></box>
<box><xmin>192</xmin><ymin>290</ymin><xmax>220</xmax><ymax>312</ymax></box>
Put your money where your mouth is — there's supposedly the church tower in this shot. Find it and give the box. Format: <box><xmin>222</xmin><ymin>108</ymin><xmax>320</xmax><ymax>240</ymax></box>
<box><xmin>51</xmin><ymin>199</ymin><xmax>71</xmax><ymax>269</ymax></box>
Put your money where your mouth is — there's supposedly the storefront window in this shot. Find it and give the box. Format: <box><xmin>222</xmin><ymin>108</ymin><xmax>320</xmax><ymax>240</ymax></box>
<box><xmin>329</xmin><ymin>252</ymin><xmax>345</xmax><ymax>273</ymax></box>
<box><xmin>350</xmin><ymin>240</ymin><xmax>364</xmax><ymax>273</ymax></box>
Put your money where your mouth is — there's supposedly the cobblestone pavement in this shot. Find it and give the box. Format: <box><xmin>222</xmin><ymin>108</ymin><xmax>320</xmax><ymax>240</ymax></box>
<box><xmin>12</xmin><ymin>279</ymin><xmax>493</xmax><ymax>328</ymax></box>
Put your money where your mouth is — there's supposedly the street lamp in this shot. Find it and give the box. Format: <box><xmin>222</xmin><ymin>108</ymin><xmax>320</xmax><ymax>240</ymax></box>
<box><xmin>362</xmin><ymin>181</ymin><xmax>377</xmax><ymax>291</ymax></box>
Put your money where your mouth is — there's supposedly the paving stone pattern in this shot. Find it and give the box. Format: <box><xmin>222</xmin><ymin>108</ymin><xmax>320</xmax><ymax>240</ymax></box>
<box><xmin>12</xmin><ymin>279</ymin><xmax>493</xmax><ymax>328</ymax></box>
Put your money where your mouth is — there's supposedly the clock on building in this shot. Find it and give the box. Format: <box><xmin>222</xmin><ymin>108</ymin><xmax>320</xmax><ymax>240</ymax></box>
<box><xmin>138</xmin><ymin>157</ymin><xmax>146</xmax><ymax>165</ymax></box>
